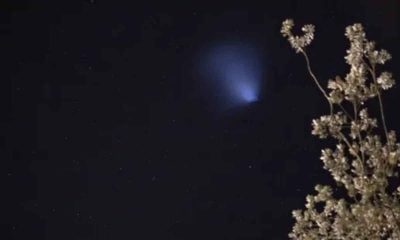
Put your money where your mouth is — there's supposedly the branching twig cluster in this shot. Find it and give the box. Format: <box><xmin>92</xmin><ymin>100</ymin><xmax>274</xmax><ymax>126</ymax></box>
<box><xmin>282</xmin><ymin>19</ymin><xmax>400</xmax><ymax>239</ymax></box>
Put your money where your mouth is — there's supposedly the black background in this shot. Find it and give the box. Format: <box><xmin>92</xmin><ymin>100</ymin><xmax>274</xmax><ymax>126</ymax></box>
<box><xmin>3</xmin><ymin>0</ymin><xmax>400</xmax><ymax>239</ymax></box>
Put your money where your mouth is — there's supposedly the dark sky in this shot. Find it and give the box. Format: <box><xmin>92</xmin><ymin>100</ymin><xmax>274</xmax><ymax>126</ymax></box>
<box><xmin>3</xmin><ymin>0</ymin><xmax>400</xmax><ymax>239</ymax></box>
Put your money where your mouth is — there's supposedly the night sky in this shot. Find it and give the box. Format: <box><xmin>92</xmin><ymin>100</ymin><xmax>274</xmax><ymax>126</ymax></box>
<box><xmin>3</xmin><ymin>0</ymin><xmax>400</xmax><ymax>239</ymax></box>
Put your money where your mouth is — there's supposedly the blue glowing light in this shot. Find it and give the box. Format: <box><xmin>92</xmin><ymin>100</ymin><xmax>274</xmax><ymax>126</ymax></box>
<box><xmin>201</xmin><ymin>43</ymin><xmax>262</xmax><ymax>108</ymax></box>
<box><xmin>237</xmin><ymin>81</ymin><xmax>258</xmax><ymax>102</ymax></box>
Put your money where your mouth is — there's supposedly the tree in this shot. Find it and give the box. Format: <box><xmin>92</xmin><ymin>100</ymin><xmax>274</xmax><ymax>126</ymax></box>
<box><xmin>281</xmin><ymin>19</ymin><xmax>400</xmax><ymax>239</ymax></box>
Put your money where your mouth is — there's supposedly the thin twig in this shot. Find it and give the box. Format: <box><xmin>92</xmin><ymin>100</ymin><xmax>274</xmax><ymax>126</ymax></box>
<box><xmin>300</xmin><ymin>49</ymin><xmax>353</xmax><ymax>120</ymax></box>
<box><xmin>300</xmin><ymin>49</ymin><xmax>333</xmax><ymax>116</ymax></box>
<box><xmin>371</xmin><ymin>64</ymin><xmax>389</xmax><ymax>144</ymax></box>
